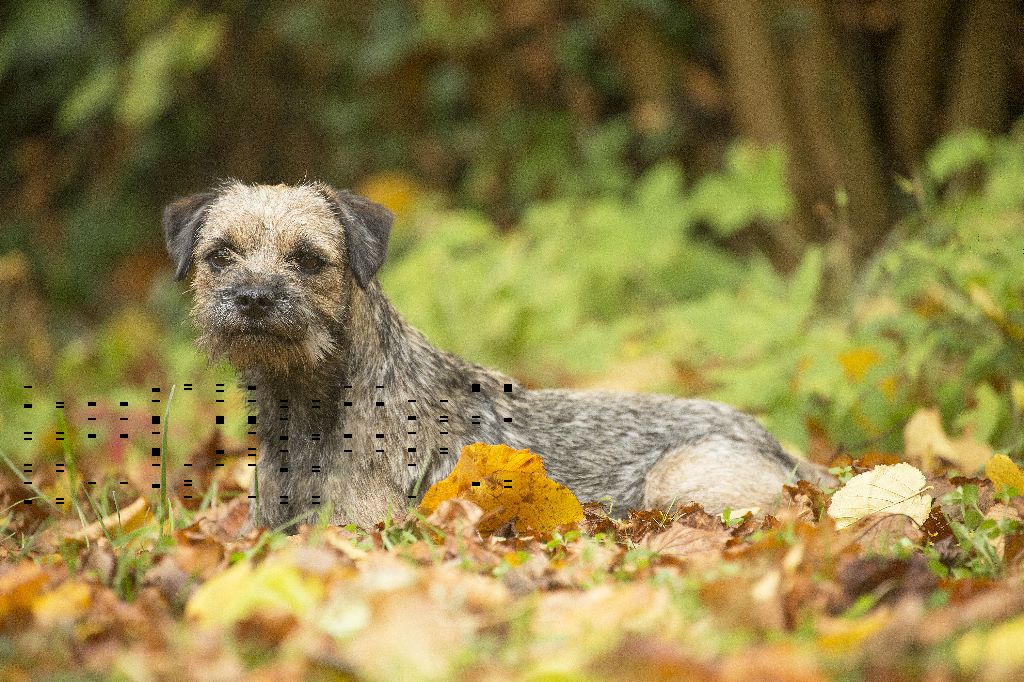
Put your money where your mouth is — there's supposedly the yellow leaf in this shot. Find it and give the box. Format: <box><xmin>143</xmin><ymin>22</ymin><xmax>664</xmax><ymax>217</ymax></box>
<box><xmin>956</xmin><ymin>614</ymin><xmax>1024</xmax><ymax>679</ymax></box>
<box><xmin>356</xmin><ymin>171</ymin><xmax>419</xmax><ymax>218</ymax></box>
<box><xmin>0</xmin><ymin>562</ymin><xmax>48</xmax><ymax>620</ymax></box>
<box><xmin>838</xmin><ymin>347</ymin><xmax>882</xmax><ymax>382</ymax></box>
<box><xmin>186</xmin><ymin>554</ymin><xmax>325</xmax><ymax>627</ymax></box>
<box><xmin>986</xmin><ymin>454</ymin><xmax>1024</xmax><ymax>495</ymax></box>
<box><xmin>817</xmin><ymin>608</ymin><xmax>892</xmax><ymax>652</ymax></box>
<box><xmin>32</xmin><ymin>581</ymin><xmax>91</xmax><ymax>626</ymax></box>
<box><xmin>827</xmin><ymin>463</ymin><xmax>931</xmax><ymax>530</ymax></box>
<box><xmin>419</xmin><ymin>443</ymin><xmax>584</xmax><ymax>535</ymax></box>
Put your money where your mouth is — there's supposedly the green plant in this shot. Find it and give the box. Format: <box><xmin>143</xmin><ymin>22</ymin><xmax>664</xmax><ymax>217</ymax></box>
<box><xmin>935</xmin><ymin>484</ymin><xmax>1021</xmax><ymax>579</ymax></box>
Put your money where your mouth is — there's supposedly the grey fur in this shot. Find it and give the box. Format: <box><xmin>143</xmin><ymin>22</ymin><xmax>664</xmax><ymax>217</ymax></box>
<box><xmin>164</xmin><ymin>182</ymin><xmax>831</xmax><ymax>531</ymax></box>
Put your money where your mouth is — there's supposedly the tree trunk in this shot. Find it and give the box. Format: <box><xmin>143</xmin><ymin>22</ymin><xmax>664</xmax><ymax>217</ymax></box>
<box><xmin>884</xmin><ymin>0</ymin><xmax>954</xmax><ymax>174</ymax></box>
<box><xmin>946</xmin><ymin>0</ymin><xmax>1012</xmax><ymax>133</ymax></box>
<box><xmin>704</xmin><ymin>0</ymin><xmax>814</xmax><ymax>267</ymax></box>
<box><xmin>784</xmin><ymin>0</ymin><xmax>892</xmax><ymax>263</ymax></box>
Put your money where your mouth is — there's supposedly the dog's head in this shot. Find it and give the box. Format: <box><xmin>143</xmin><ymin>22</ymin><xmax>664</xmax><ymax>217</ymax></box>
<box><xmin>162</xmin><ymin>181</ymin><xmax>393</xmax><ymax>375</ymax></box>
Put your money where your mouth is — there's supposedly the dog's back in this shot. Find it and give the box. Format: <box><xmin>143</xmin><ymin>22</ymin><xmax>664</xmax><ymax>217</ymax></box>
<box><xmin>482</xmin><ymin>388</ymin><xmax>822</xmax><ymax>514</ymax></box>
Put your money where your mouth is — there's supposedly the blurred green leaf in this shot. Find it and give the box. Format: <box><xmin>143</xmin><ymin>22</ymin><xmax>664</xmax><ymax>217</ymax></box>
<box><xmin>115</xmin><ymin>13</ymin><xmax>224</xmax><ymax>128</ymax></box>
<box><xmin>927</xmin><ymin>129</ymin><xmax>992</xmax><ymax>184</ymax></box>
<box><xmin>57</xmin><ymin>62</ymin><xmax>117</xmax><ymax>132</ymax></box>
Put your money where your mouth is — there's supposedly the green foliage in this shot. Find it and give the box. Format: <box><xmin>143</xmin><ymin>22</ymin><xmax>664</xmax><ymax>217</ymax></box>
<box><xmin>383</xmin><ymin>124</ymin><xmax>1024</xmax><ymax>456</ymax></box>
<box><xmin>932</xmin><ymin>484</ymin><xmax>1021</xmax><ymax>579</ymax></box>
<box><xmin>0</xmin><ymin>0</ymin><xmax>709</xmax><ymax>314</ymax></box>
<box><xmin>383</xmin><ymin>143</ymin><xmax>790</xmax><ymax>378</ymax></box>
<box><xmin>854</xmin><ymin>125</ymin><xmax>1024</xmax><ymax>453</ymax></box>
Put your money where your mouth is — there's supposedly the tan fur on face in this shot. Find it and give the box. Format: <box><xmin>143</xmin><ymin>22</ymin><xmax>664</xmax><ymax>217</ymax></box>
<box><xmin>189</xmin><ymin>182</ymin><xmax>353</xmax><ymax>377</ymax></box>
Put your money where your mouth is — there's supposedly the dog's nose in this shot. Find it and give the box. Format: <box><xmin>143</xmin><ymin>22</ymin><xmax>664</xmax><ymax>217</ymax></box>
<box><xmin>234</xmin><ymin>287</ymin><xmax>276</xmax><ymax>318</ymax></box>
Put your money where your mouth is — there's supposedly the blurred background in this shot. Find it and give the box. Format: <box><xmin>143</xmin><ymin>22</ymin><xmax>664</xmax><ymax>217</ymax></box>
<box><xmin>2</xmin><ymin>0</ymin><xmax>1023</xmax><ymax>460</ymax></box>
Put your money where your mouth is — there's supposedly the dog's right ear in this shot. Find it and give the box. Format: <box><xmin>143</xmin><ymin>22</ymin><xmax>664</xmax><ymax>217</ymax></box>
<box><xmin>163</xmin><ymin>191</ymin><xmax>217</xmax><ymax>281</ymax></box>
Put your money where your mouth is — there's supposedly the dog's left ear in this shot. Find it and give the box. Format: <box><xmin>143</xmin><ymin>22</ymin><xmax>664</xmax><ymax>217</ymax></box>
<box><xmin>316</xmin><ymin>184</ymin><xmax>394</xmax><ymax>288</ymax></box>
<box><xmin>163</xmin><ymin>191</ymin><xmax>217</xmax><ymax>281</ymax></box>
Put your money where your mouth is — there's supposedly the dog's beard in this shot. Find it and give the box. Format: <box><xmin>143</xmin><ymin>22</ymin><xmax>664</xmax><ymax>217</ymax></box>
<box><xmin>191</xmin><ymin>301</ymin><xmax>338</xmax><ymax>377</ymax></box>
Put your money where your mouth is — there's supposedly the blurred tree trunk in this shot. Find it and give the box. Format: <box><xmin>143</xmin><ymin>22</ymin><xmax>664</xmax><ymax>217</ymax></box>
<box><xmin>706</xmin><ymin>0</ymin><xmax>890</xmax><ymax>268</ymax></box>
<box><xmin>946</xmin><ymin>0</ymin><xmax>1013</xmax><ymax>133</ymax></box>
<box><xmin>704</xmin><ymin>0</ymin><xmax>814</xmax><ymax>267</ymax></box>
<box><xmin>784</xmin><ymin>0</ymin><xmax>891</xmax><ymax>265</ymax></box>
<box><xmin>704</xmin><ymin>0</ymin><xmax>1019</xmax><ymax>273</ymax></box>
<box><xmin>884</xmin><ymin>0</ymin><xmax>953</xmax><ymax>173</ymax></box>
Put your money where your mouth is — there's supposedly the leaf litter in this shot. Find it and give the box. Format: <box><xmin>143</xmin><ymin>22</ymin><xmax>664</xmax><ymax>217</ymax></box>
<box><xmin>2</xmin><ymin>439</ymin><xmax>1024</xmax><ymax>680</ymax></box>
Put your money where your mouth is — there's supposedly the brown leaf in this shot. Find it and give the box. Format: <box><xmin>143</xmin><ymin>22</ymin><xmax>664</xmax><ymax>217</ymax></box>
<box><xmin>921</xmin><ymin>505</ymin><xmax>954</xmax><ymax>545</ymax></box>
<box><xmin>782</xmin><ymin>480</ymin><xmax>829</xmax><ymax>522</ymax></box>
<box><xmin>589</xmin><ymin>636</ymin><xmax>717</xmax><ymax>682</ymax></box>
<box><xmin>619</xmin><ymin>508</ymin><xmax>674</xmax><ymax>541</ymax></box>
<box><xmin>642</xmin><ymin>521</ymin><xmax>730</xmax><ymax>561</ymax></box>
<box><xmin>425</xmin><ymin>498</ymin><xmax>485</xmax><ymax>538</ymax></box>
<box><xmin>188</xmin><ymin>496</ymin><xmax>253</xmax><ymax>543</ymax></box>
<box><xmin>835</xmin><ymin>554</ymin><xmax>938</xmax><ymax>612</ymax></box>
<box><xmin>721</xmin><ymin>644</ymin><xmax>826</xmax><ymax>682</ymax></box>
<box><xmin>141</xmin><ymin>556</ymin><xmax>195</xmax><ymax>612</ymax></box>
<box><xmin>580</xmin><ymin>501</ymin><xmax>618</xmax><ymax>536</ymax></box>
<box><xmin>171</xmin><ymin>531</ymin><xmax>225</xmax><ymax>579</ymax></box>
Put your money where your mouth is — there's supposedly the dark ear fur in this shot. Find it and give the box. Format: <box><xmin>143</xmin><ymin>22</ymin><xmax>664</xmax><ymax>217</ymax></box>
<box><xmin>163</xmin><ymin>191</ymin><xmax>217</xmax><ymax>281</ymax></box>
<box><xmin>317</xmin><ymin>185</ymin><xmax>394</xmax><ymax>288</ymax></box>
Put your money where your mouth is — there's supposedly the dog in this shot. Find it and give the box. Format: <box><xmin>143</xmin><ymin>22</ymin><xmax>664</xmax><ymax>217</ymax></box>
<box><xmin>163</xmin><ymin>181</ymin><xmax>829</xmax><ymax>530</ymax></box>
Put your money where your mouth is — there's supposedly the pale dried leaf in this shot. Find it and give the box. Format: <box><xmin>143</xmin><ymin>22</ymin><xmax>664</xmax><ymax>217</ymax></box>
<box><xmin>72</xmin><ymin>496</ymin><xmax>152</xmax><ymax>543</ymax></box>
<box><xmin>904</xmin><ymin>408</ymin><xmax>992</xmax><ymax>473</ymax></box>
<box><xmin>828</xmin><ymin>463</ymin><xmax>931</xmax><ymax>530</ymax></box>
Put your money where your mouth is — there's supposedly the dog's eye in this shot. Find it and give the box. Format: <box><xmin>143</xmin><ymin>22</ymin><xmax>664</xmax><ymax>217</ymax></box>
<box><xmin>292</xmin><ymin>251</ymin><xmax>326</xmax><ymax>275</ymax></box>
<box><xmin>207</xmin><ymin>248</ymin><xmax>233</xmax><ymax>271</ymax></box>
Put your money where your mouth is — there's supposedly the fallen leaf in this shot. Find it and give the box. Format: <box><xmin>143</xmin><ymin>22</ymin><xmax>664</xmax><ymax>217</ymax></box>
<box><xmin>31</xmin><ymin>581</ymin><xmax>91</xmax><ymax>626</ymax></box>
<box><xmin>985</xmin><ymin>454</ymin><xmax>1024</xmax><ymax>494</ymax></box>
<box><xmin>817</xmin><ymin>607</ymin><xmax>892</xmax><ymax>652</ymax></box>
<box><xmin>185</xmin><ymin>553</ymin><xmax>325</xmax><ymax>628</ymax></box>
<box><xmin>0</xmin><ymin>562</ymin><xmax>48</xmax><ymax>620</ymax></box>
<box><xmin>419</xmin><ymin>443</ymin><xmax>584</xmax><ymax>535</ymax></box>
<box><xmin>590</xmin><ymin>636</ymin><xmax>717</xmax><ymax>682</ymax></box>
<box><xmin>642</xmin><ymin>521</ymin><xmax>729</xmax><ymax>561</ymax></box>
<box><xmin>342</xmin><ymin>586</ymin><xmax>476</xmax><ymax>680</ymax></box>
<box><xmin>955</xmin><ymin>613</ymin><xmax>1024</xmax><ymax>680</ymax></box>
<box><xmin>72</xmin><ymin>496</ymin><xmax>152</xmax><ymax>543</ymax></box>
<box><xmin>904</xmin><ymin>408</ymin><xmax>992</xmax><ymax>473</ymax></box>
<box><xmin>721</xmin><ymin>644</ymin><xmax>826</xmax><ymax>682</ymax></box>
<box><xmin>828</xmin><ymin>463</ymin><xmax>932</xmax><ymax>530</ymax></box>
<box><xmin>320</xmin><ymin>526</ymin><xmax>369</xmax><ymax>561</ymax></box>
<box><xmin>425</xmin><ymin>498</ymin><xmax>485</xmax><ymax>538</ymax></box>
<box><xmin>841</xmin><ymin>513</ymin><xmax>925</xmax><ymax>553</ymax></box>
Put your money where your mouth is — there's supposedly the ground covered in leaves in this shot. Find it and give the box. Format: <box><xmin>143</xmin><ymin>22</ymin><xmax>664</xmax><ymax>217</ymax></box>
<box><xmin>3</xmin><ymin>425</ymin><xmax>1024</xmax><ymax>682</ymax></box>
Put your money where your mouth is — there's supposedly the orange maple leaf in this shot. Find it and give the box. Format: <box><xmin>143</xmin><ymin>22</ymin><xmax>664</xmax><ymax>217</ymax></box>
<box><xmin>419</xmin><ymin>443</ymin><xmax>584</xmax><ymax>535</ymax></box>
